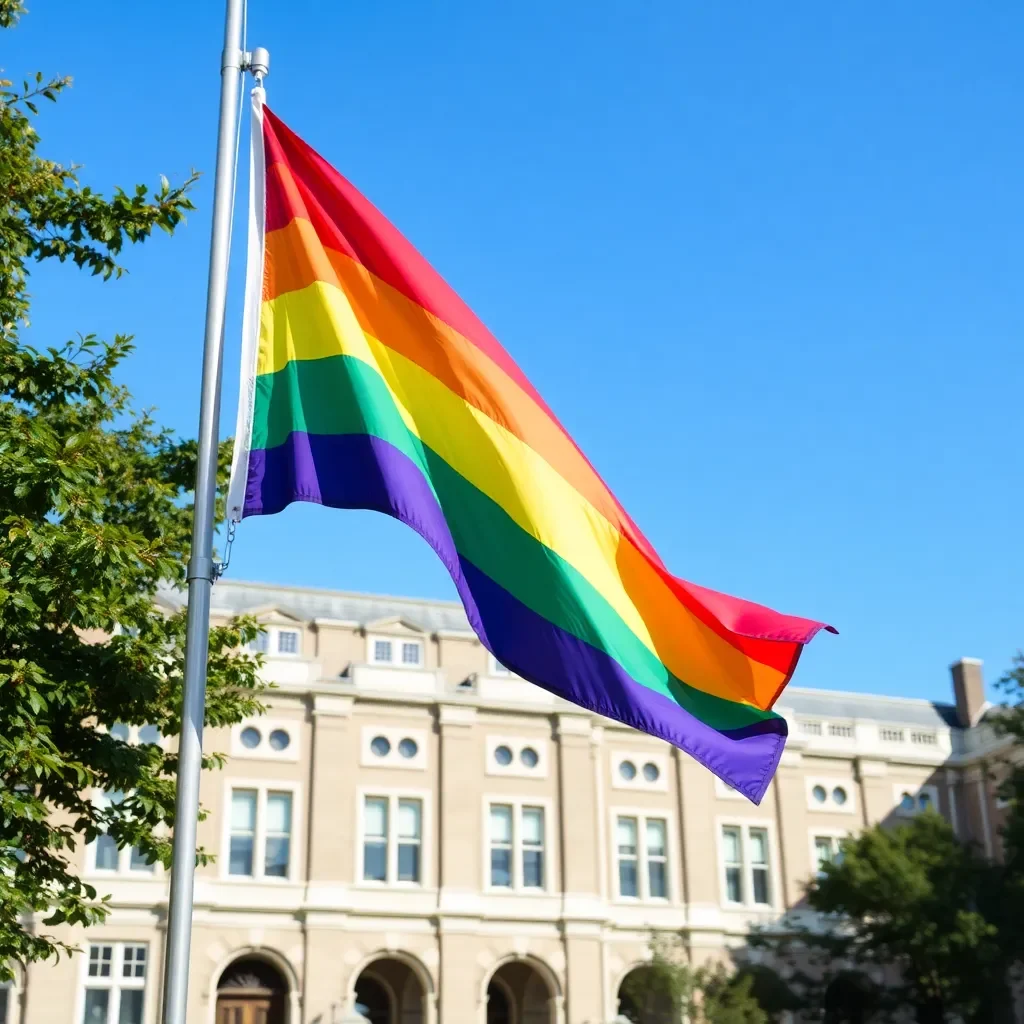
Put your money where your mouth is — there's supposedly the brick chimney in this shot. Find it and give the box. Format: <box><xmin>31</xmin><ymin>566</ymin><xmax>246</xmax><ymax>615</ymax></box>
<box><xmin>950</xmin><ymin>657</ymin><xmax>986</xmax><ymax>728</ymax></box>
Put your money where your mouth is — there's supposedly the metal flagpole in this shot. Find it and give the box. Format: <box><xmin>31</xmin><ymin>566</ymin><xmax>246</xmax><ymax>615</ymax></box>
<box><xmin>160</xmin><ymin>2</ymin><xmax>268</xmax><ymax>1021</ymax></box>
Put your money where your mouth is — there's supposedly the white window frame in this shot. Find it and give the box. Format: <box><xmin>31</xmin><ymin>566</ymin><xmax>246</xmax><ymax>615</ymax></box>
<box><xmin>892</xmin><ymin>782</ymin><xmax>940</xmax><ymax>818</ymax></box>
<box><xmin>360</xmin><ymin>726</ymin><xmax>428</xmax><ymax>771</ymax></box>
<box><xmin>275</xmin><ymin>627</ymin><xmax>301</xmax><ymax>656</ymax></box>
<box><xmin>488</xmin><ymin>653</ymin><xmax>513</xmax><ymax>677</ymax></box>
<box><xmin>75</xmin><ymin>941</ymin><xmax>149</xmax><ymax>1024</ymax></box>
<box><xmin>716</xmin><ymin>817</ymin><xmax>779</xmax><ymax>910</ymax></box>
<box><xmin>485</xmin><ymin>735</ymin><xmax>548</xmax><ymax>778</ymax></box>
<box><xmin>483</xmin><ymin>796</ymin><xmax>554</xmax><ymax>894</ymax></box>
<box><xmin>220</xmin><ymin>779</ymin><xmax>302</xmax><ymax>883</ymax></box>
<box><xmin>249</xmin><ymin>624</ymin><xmax>302</xmax><ymax>657</ymax></box>
<box><xmin>355</xmin><ymin>787</ymin><xmax>431</xmax><ymax>888</ymax></box>
<box><xmin>229</xmin><ymin>718</ymin><xmax>301</xmax><ymax>763</ymax></box>
<box><xmin>805</xmin><ymin>776</ymin><xmax>858</xmax><ymax>815</ymax></box>
<box><xmin>367</xmin><ymin>634</ymin><xmax>425</xmax><ymax>668</ymax></box>
<box><xmin>86</xmin><ymin>790</ymin><xmax>157</xmax><ymax>877</ymax></box>
<box><xmin>809</xmin><ymin>828</ymin><xmax>849</xmax><ymax>878</ymax></box>
<box><xmin>609</xmin><ymin>806</ymin><xmax>675</xmax><ymax>903</ymax></box>
<box><xmin>611</xmin><ymin>751</ymin><xmax>669</xmax><ymax>792</ymax></box>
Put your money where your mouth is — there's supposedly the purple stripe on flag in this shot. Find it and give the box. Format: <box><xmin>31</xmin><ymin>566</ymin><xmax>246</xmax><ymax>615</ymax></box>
<box><xmin>245</xmin><ymin>432</ymin><xmax>786</xmax><ymax>802</ymax></box>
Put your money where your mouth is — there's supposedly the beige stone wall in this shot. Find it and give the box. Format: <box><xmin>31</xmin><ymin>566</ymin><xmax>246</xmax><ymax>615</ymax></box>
<box><xmin>17</xmin><ymin>594</ymin><xmax>1002</xmax><ymax>1024</ymax></box>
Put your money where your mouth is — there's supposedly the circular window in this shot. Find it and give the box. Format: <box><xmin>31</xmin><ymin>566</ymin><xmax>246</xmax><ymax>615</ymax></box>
<box><xmin>399</xmin><ymin>737</ymin><xmax>419</xmax><ymax>759</ymax></box>
<box><xmin>240</xmin><ymin>727</ymin><xmax>261</xmax><ymax>749</ymax></box>
<box><xmin>832</xmin><ymin>786</ymin><xmax>847</xmax><ymax>806</ymax></box>
<box><xmin>643</xmin><ymin>762</ymin><xmax>660</xmax><ymax>782</ymax></box>
<box><xmin>138</xmin><ymin>724</ymin><xmax>160</xmax><ymax>745</ymax></box>
<box><xmin>918</xmin><ymin>791</ymin><xmax>932</xmax><ymax>811</ymax></box>
<box><xmin>619</xmin><ymin>760</ymin><xmax>637</xmax><ymax>781</ymax></box>
<box><xmin>370</xmin><ymin>735</ymin><xmax>391</xmax><ymax>757</ymax></box>
<box><xmin>269</xmin><ymin>729</ymin><xmax>290</xmax><ymax>751</ymax></box>
<box><xmin>900</xmin><ymin>792</ymin><xmax>915</xmax><ymax>812</ymax></box>
<box><xmin>494</xmin><ymin>745</ymin><xmax>513</xmax><ymax>766</ymax></box>
<box><xmin>520</xmin><ymin>747</ymin><xmax>539</xmax><ymax>768</ymax></box>
<box><xmin>812</xmin><ymin>785</ymin><xmax>827</xmax><ymax>804</ymax></box>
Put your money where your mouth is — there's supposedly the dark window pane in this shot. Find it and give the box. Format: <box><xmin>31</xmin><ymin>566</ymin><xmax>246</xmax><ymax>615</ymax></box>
<box><xmin>129</xmin><ymin>847</ymin><xmax>152</xmax><ymax>873</ymax></box>
<box><xmin>95</xmin><ymin>834</ymin><xmax>119</xmax><ymax>871</ymax></box>
<box><xmin>523</xmin><ymin>850</ymin><xmax>544</xmax><ymax>889</ymax></box>
<box><xmin>753</xmin><ymin>867</ymin><xmax>770</xmax><ymax>905</ymax></box>
<box><xmin>726</xmin><ymin>865</ymin><xmax>743</xmax><ymax>903</ymax></box>
<box><xmin>228</xmin><ymin>835</ymin><xmax>254</xmax><ymax>877</ymax></box>
<box><xmin>364</xmin><ymin>840</ymin><xmax>387</xmax><ymax>881</ymax></box>
<box><xmin>619</xmin><ymin>859</ymin><xmax>638</xmax><ymax>898</ymax></box>
<box><xmin>398</xmin><ymin>842</ymin><xmax>420</xmax><ymax>882</ymax></box>
<box><xmin>0</xmin><ymin>989</ymin><xmax>9</xmax><ymax>1024</ymax></box>
<box><xmin>490</xmin><ymin>848</ymin><xmax>512</xmax><ymax>888</ymax></box>
<box><xmin>117</xmin><ymin>990</ymin><xmax>144</xmax><ymax>1024</ymax></box>
<box><xmin>83</xmin><ymin>989</ymin><xmax>109</xmax><ymax>1024</ymax></box>
<box><xmin>264</xmin><ymin>836</ymin><xmax>290</xmax><ymax>877</ymax></box>
<box><xmin>649</xmin><ymin>860</ymin><xmax>667</xmax><ymax>898</ymax></box>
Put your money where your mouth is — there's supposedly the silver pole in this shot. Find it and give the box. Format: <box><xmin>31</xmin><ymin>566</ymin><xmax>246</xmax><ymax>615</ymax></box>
<box><xmin>161</xmin><ymin>2</ymin><xmax>245</xmax><ymax>1021</ymax></box>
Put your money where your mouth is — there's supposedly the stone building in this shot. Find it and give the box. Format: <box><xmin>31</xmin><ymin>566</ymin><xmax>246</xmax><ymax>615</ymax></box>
<box><xmin>4</xmin><ymin>580</ymin><xmax>1008</xmax><ymax>1024</ymax></box>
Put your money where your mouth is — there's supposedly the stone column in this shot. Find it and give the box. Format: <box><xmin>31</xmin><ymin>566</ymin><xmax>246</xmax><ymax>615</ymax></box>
<box><xmin>855</xmin><ymin>758</ymin><xmax>890</xmax><ymax>826</ymax></box>
<box><xmin>436</xmin><ymin>704</ymin><xmax>480</xmax><ymax>1021</ymax></box>
<box><xmin>555</xmin><ymin>714</ymin><xmax>603</xmax><ymax>1024</ymax></box>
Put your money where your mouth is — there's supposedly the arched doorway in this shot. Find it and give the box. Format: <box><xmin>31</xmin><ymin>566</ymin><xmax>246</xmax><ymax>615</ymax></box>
<box><xmin>485</xmin><ymin>959</ymin><xmax>555</xmax><ymax>1024</ymax></box>
<box><xmin>216</xmin><ymin>957</ymin><xmax>288</xmax><ymax>1024</ymax></box>
<box><xmin>616</xmin><ymin>967</ymin><xmax>674</xmax><ymax>1024</ymax></box>
<box><xmin>823</xmin><ymin>971</ymin><xmax>880</xmax><ymax>1024</ymax></box>
<box><xmin>351</xmin><ymin>957</ymin><xmax>426</xmax><ymax>1024</ymax></box>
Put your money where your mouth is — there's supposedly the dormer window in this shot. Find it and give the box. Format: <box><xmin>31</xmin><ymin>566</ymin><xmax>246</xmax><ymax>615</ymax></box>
<box><xmin>369</xmin><ymin>636</ymin><xmax>423</xmax><ymax>667</ymax></box>
<box><xmin>248</xmin><ymin>626</ymin><xmax>300</xmax><ymax>656</ymax></box>
<box><xmin>277</xmin><ymin>629</ymin><xmax>300</xmax><ymax>655</ymax></box>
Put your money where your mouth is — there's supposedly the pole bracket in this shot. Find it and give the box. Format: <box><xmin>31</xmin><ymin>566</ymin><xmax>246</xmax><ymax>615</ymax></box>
<box><xmin>186</xmin><ymin>555</ymin><xmax>216</xmax><ymax>583</ymax></box>
<box><xmin>241</xmin><ymin>47</ymin><xmax>270</xmax><ymax>81</ymax></box>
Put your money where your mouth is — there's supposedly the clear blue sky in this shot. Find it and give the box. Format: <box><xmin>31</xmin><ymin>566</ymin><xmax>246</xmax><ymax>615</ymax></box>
<box><xmin>9</xmin><ymin>2</ymin><xmax>1022</xmax><ymax>703</ymax></box>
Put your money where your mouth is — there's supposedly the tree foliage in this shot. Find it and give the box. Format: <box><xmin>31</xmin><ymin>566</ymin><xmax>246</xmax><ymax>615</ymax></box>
<box><xmin>0</xmin><ymin>5</ymin><xmax>265</xmax><ymax>976</ymax></box>
<box><xmin>618</xmin><ymin>934</ymin><xmax>768</xmax><ymax>1024</ymax></box>
<box><xmin>752</xmin><ymin>811</ymin><xmax>1017</xmax><ymax>1023</ymax></box>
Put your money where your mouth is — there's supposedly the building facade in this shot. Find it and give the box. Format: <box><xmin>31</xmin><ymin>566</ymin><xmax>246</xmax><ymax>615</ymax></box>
<box><xmin>5</xmin><ymin>580</ymin><xmax>1010</xmax><ymax>1024</ymax></box>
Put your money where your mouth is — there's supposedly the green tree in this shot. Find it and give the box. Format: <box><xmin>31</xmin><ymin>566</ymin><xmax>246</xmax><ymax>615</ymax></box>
<box><xmin>0</xmin><ymin>1</ymin><xmax>264</xmax><ymax>977</ymax></box>
<box><xmin>753</xmin><ymin>812</ymin><xmax>1013</xmax><ymax>1024</ymax></box>
<box><xmin>617</xmin><ymin>934</ymin><xmax>768</xmax><ymax>1024</ymax></box>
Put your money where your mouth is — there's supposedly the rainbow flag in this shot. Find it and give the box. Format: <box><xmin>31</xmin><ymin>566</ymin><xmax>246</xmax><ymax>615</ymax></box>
<box><xmin>228</xmin><ymin>90</ymin><xmax>833</xmax><ymax>803</ymax></box>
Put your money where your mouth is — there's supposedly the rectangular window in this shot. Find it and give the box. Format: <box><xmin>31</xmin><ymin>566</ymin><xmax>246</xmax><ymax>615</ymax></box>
<box><xmin>264</xmin><ymin>792</ymin><xmax>292</xmax><ymax>878</ymax></box>
<box><xmin>277</xmin><ymin>629</ymin><xmax>299</xmax><ymax>655</ymax></box>
<box><xmin>749</xmin><ymin>827</ymin><xmax>770</xmax><ymax>905</ymax></box>
<box><xmin>372</xmin><ymin>639</ymin><xmax>393</xmax><ymax>664</ymax></box>
<box><xmin>616</xmin><ymin>816</ymin><xmax>639</xmax><ymax>898</ymax></box>
<box><xmin>615</xmin><ymin>814</ymin><xmax>669</xmax><ymax>900</ymax></box>
<box><xmin>487</xmin><ymin>803</ymin><xmax>544</xmax><ymax>891</ymax></box>
<box><xmin>722</xmin><ymin>826</ymin><xmax>744</xmax><ymax>903</ymax></box>
<box><xmin>82</xmin><ymin>943</ymin><xmax>147</xmax><ymax>1024</ymax></box>
<box><xmin>363</xmin><ymin>797</ymin><xmax>388</xmax><ymax>882</ymax></box>
<box><xmin>814</xmin><ymin>835</ymin><xmax>842</xmax><ymax>876</ymax></box>
<box><xmin>362</xmin><ymin>795</ymin><xmax>425</xmax><ymax>885</ymax></box>
<box><xmin>228</xmin><ymin>789</ymin><xmax>257</xmax><ymax>877</ymax></box>
<box><xmin>401</xmin><ymin>641</ymin><xmax>422</xmax><ymax>666</ymax></box>
<box><xmin>721</xmin><ymin>824</ymin><xmax>773</xmax><ymax>907</ymax></box>
<box><xmin>92</xmin><ymin>791</ymin><xmax>152</xmax><ymax>875</ymax></box>
<box><xmin>248</xmin><ymin>629</ymin><xmax>269</xmax><ymax>654</ymax></box>
<box><xmin>0</xmin><ymin>987</ymin><xmax>8</xmax><ymax>1024</ymax></box>
<box><xmin>489</xmin><ymin>804</ymin><xmax>513</xmax><ymax>888</ymax></box>
<box><xmin>397</xmin><ymin>799</ymin><xmax>422</xmax><ymax>882</ymax></box>
<box><xmin>522</xmin><ymin>806</ymin><xmax>544</xmax><ymax>888</ymax></box>
<box><xmin>646</xmin><ymin>819</ymin><xmax>667</xmax><ymax>898</ymax></box>
<box><xmin>489</xmin><ymin>655</ymin><xmax>511</xmax><ymax>676</ymax></box>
